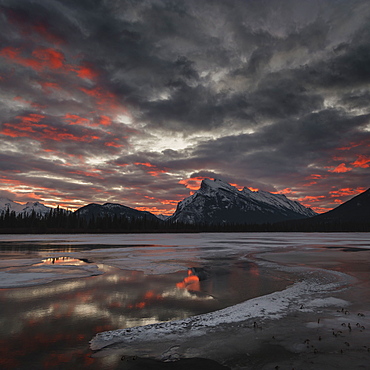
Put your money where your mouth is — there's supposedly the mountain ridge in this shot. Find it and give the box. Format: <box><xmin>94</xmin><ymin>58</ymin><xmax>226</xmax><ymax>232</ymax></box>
<box><xmin>168</xmin><ymin>178</ymin><xmax>317</xmax><ymax>225</ymax></box>
<box><xmin>0</xmin><ymin>197</ymin><xmax>52</xmax><ymax>216</ymax></box>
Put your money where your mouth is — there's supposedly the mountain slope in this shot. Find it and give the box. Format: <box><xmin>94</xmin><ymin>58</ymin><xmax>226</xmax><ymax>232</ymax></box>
<box><xmin>168</xmin><ymin>179</ymin><xmax>317</xmax><ymax>225</ymax></box>
<box><xmin>75</xmin><ymin>202</ymin><xmax>160</xmax><ymax>222</ymax></box>
<box><xmin>308</xmin><ymin>188</ymin><xmax>370</xmax><ymax>224</ymax></box>
<box><xmin>0</xmin><ymin>197</ymin><xmax>52</xmax><ymax>216</ymax></box>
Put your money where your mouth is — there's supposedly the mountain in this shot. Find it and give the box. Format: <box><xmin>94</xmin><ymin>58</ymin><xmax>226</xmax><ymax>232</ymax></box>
<box><xmin>307</xmin><ymin>188</ymin><xmax>370</xmax><ymax>224</ymax></box>
<box><xmin>155</xmin><ymin>214</ymin><xmax>170</xmax><ymax>221</ymax></box>
<box><xmin>168</xmin><ymin>178</ymin><xmax>317</xmax><ymax>225</ymax></box>
<box><xmin>75</xmin><ymin>202</ymin><xmax>161</xmax><ymax>222</ymax></box>
<box><xmin>0</xmin><ymin>197</ymin><xmax>52</xmax><ymax>216</ymax></box>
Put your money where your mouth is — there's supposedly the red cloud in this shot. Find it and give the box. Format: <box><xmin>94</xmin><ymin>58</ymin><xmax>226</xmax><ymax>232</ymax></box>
<box><xmin>104</xmin><ymin>141</ymin><xmax>123</xmax><ymax>148</ymax></box>
<box><xmin>327</xmin><ymin>163</ymin><xmax>352</xmax><ymax>173</ymax></box>
<box><xmin>1</xmin><ymin>113</ymin><xmax>100</xmax><ymax>143</ymax></box>
<box><xmin>80</xmin><ymin>87</ymin><xmax>117</xmax><ymax>110</ymax></box>
<box><xmin>0</xmin><ymin>45</ymin><xmax>99</xmax><ymax>83</ymax></box>
<box><xmin>32</xmin><ymin>22</ymin><xmax>65</xmax><ymax>45</ymax></box>
<box><xmin>0</xmin><ymin>46</ymin><xmax>68</xmax><ymax>72</ymax></box>
<box><xmin>13</xmin><ymin>96</ymin><xmax>45</xmax><ymax>109</ymax></box>
<box><xmin>68</xmin><ymin>170</ymin><xmax>104</xmax><ymax>180</ymax></box>
<box><xmin>351</xmin><ymin>155</ymin><xmax>370</xmax><ymax>168</ymax></box>
<box><xmin>32</xmin><ymin>48</ymin><xmax>65</xmax><ymax>69</ymax></box>
<box><xmin>99</xmin><ymin>116</ymin><xmax>112</xmax><ymax>126</ymax></box>
<box><xmin>39</xmin><ymin>81</ymin><xmax>61</xmax><ymax>93</ymax></box>
<box><xmin>0</xmin><ymin>46</ymin><xmax>43</xmax><ymax>70</ymax></box>
<box><xmin>74</xmin><ymin>63</ymin><xmax>98</xmax><ymax>80</ymax></box>
<box><xmin>64</xmin><ymin>114</ymin><xmax>90</xmax><ymax>126</ymax></box>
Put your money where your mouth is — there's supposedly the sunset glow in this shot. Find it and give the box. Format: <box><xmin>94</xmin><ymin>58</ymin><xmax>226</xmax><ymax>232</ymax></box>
<box><xmin>1</xmin><ymin>0</ymin><xmax>369</xmax><ymax>215</ymax></box>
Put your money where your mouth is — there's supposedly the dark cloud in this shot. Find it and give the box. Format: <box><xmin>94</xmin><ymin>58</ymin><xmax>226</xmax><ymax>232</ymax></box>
<box><xmin>1</xmin><ymin>0</ymin><xmax>370</xmax><ymax>214</ymax></box>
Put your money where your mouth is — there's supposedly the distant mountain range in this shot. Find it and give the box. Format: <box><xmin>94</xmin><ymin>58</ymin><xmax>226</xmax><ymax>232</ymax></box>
<box><xmin>0</xmin><ymin>198</ymin><xmax>52</xmax><ymax>216</ymax></box>
<box><xmin>1</xmin><ymin>179</ymin><xmax>369</xmax><ymax>228</ymax></box>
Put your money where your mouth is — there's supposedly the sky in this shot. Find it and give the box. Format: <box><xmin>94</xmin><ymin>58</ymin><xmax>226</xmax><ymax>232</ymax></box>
<box><xmin>0</xmin><ymin>0</ymin><xmax>370</xmax><ymax>215</ymax></box>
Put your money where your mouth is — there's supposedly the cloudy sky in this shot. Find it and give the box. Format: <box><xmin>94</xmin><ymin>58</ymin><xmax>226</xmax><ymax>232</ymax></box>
<box><xmin>1</xmin><ymin>0</ymin><xmax>369</xmax><ymax>215</ymax></box>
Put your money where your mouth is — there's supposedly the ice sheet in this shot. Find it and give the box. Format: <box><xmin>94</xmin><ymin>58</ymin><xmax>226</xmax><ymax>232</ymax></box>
<box><xmin>89</xmin><ymin>266</ymin><xmax>351</xmax><ymax>351</ymax></box>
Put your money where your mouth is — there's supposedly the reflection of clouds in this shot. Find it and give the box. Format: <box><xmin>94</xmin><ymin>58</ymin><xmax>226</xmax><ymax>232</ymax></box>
<box><xmin>36</xmin><ymin>257</ymin><xmax>88</xmax><ymax>266</ymax></box>
<box><xmin>73</xmin><ymin>303</ymin><xmax>111</xmax><ymax>319</ymax></box>
<box><xmin>162</xmin><ymin>288</ymin><xmax>213</xmax><ymax>300</ymax></box>
<box><xmin>23</xmin><ymin>306</ymin><xmax>55</xmax><ymax>320</ymax></box>
<box><xmin>4</xmin><ymin>280</ymin><xmax>88</xmax><ymax>299</ymax></box>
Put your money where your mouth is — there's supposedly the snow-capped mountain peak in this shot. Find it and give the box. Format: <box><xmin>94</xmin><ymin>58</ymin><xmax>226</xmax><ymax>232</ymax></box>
<box><xmin>0</xmin><ymin>197</ymin><xmax>52</xmax><ymax>216</ymax></box>
<box><xmin>169</xmin><ymin>179</ymin><xmax>317</xmax><ymax>224</ymax></box>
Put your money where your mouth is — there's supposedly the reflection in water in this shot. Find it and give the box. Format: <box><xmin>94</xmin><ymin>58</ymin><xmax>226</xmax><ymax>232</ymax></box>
<box><xmin>34</xmin><ymin>256</ymin><xmax>91</xmax><ymax>266</ymax></box>
<box><xmin>176</xmin><ymin>268</ymin><xmax>201</xmax><ymax>291</ymax></box>
<box><xmin>0</xmin><ymin>243</ymin><xmax>291</xmax><ymax>370</ymax></box>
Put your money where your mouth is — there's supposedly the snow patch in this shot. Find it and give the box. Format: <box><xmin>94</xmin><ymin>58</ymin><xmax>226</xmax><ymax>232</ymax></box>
<box><xmin>90</xmin><ymin>273</ymin><xmax>350</xmax><ymax>351</ymax></box>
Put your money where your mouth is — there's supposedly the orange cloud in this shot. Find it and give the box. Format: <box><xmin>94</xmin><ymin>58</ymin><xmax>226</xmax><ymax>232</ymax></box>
<box><xmin>247</xmin><ymin>187</ymin><xmax>259</xmax><ymax>192</ymax></box>
<box><xmin>327</xmin><ymin>163</ymin><xmax>352</xmax><ymax>173</ymax></box>
<box><xmin>230</xmin><ymin>183</ymin><xmax>244</xmax><ymax>190</ymax></box>
<box><xmin>297</xmin><ymin>195</ymin><xmax>325</xmax><ymax>203</ymax></box>
<box><xmin>135</xmin><ymin>162</ymin><xmax>166</xmax><ymax>176</ymax></box>
<box><xmin>271</xmin><ymin>188</ymin><xmax>296</xmax><ymax>195</ymax></box>
<box><xmin>160</xmin><ymin>199</ymin><xmax>179</xmax><ymax>205</ymax></box>
<box><xmin>306</xmin><ymin>174</ymin><xmax>324</xmax><ymax>180</ymax></box>
<box><xmin>329</xmin><ymin>187</ymin><xmax>366</xmax><ymax>197</ymax></box>
<box><xmin>311</xmin><ymin>206</ymin><xmax>333</xmax><ymax>214</ymax></box>
<box><xmin>351</xmin><ymin>155</ymin><xmax>370</xmax><ymax>168</ymax></box>
<box><xmin>135</xmin><ymin>206</ymin><xmax>174</xmax><ymax>215</ymax></box>
<box><xmin>178</xmin><ymin>177</ymin><xmax>205</xmax><ymax>190</ymax></box>
<box><xmin>135</xmin><ymin>162</ymin><xmax>155</xmax><ymax>168</ymax></box>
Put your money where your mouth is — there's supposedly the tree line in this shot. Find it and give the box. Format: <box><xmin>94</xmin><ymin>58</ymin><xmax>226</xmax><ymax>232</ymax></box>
<box><xmin>1</xmin><ymin>207</ymin><xmax>369</xmax><ymax>233</ymax></box>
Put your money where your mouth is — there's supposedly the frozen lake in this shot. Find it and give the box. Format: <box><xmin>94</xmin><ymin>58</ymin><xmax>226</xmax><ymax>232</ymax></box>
<box><xmin>0</xmin><ymin>232</ymin><xmax>369</xmax><ymax>369</ymax></box>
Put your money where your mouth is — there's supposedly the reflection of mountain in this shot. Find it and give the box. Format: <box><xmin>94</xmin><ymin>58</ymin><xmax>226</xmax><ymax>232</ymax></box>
<box><xmin>168</xmin><ymin>179</ymin><xmax>317</xmax><ymax>225</ymax></box>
